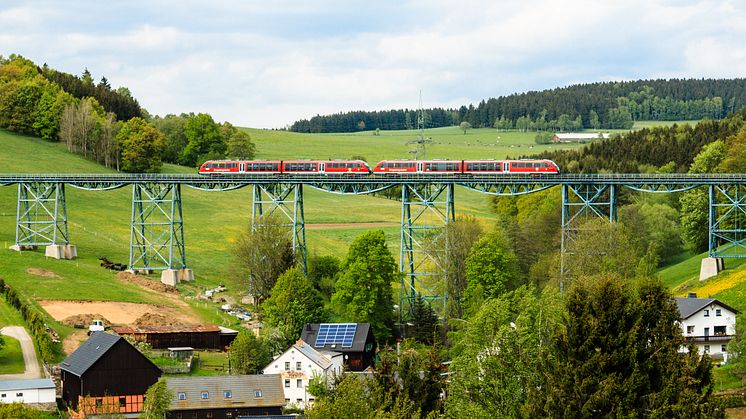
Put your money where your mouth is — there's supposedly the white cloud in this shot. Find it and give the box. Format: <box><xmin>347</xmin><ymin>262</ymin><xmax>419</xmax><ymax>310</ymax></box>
<box><xmin>2</xmin><ymin>0</ymin><xmax>746</xmax><ymax>127</ymax></box>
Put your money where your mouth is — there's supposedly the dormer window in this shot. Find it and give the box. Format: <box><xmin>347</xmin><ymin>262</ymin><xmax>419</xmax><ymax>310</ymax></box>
<box><xmin>704</xmin><ymin>309</ymin><xmax>710</xmax><ymax>317</ymax></box>
<box><xmin>201</xmin><ymin>392</ymin><xmax>209</xmax><ymax>399</ymax></box>
<box><xmin>254</xmin><ymin>390</ymin><xmax>262</xmax><ymax>398</ymax></box>
<box><xmin>224</xmin><ymin>390</ymin><xmax>232</xmax><ymax>398</ymax></box>
<box><xmin>178</xmin><ymin>392</ymin><xmax>186</xmax><ymax>400</ymax></box>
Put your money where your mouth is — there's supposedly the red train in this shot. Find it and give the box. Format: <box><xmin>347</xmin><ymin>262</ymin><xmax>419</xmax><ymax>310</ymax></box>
<box><xmin>198</xmin><ymin>159</ymin><xmax>559</xmax><ymax>175</ymax></box>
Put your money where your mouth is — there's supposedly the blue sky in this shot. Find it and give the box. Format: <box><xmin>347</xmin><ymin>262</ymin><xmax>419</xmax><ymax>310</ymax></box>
<box><xmin>2</xmin><ymin>0</ymin><xmax>745</xmax><ymax>128</ymax></box>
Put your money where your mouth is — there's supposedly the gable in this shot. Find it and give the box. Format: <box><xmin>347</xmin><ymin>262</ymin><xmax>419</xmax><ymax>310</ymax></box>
<box><xmin>675</xmin><ymin>297</ymin><xmax>740</xmax><ymax>320</ymax></box>
<box><xmin>60</xmin><ymin>332</ymin><xmax>121</xmax><ymax>376</ymax></box>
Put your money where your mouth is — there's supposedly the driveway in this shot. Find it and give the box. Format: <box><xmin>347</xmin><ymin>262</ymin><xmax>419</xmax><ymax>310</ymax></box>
<box><xmin>0</xmin><ymin>326</ymin><xmax>42</xmax><ymax>379</ymax></box>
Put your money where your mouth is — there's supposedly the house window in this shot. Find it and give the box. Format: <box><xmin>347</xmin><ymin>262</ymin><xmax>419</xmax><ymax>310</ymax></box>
<box><xmin>715</xmin><ymin>326</ymin><xmax>727</xmax><ymax>336</ymax></box>
<box><xmin>285</xmin><ymin>379</ymin><xmax>290</xmax><ymax>388</ymax></box>
<box><xmin>686</xmin><ymin>326</ymin><xmax>695</xmax><ymax>334</ymax></box>
<box><xmin>119</xmin><ymin>397</ymin><xmax>126</xmax><ymax>407</ymax></box>
<box><xmin>297</xmin><ymin>398</ymin><xmax>303</xmax><ymax>403</ymax></box>
<box><xmin>704</xmin><ymin>309</ymin><xmax>710</xmax><ymax>317</ymax></box>
<box><xmin>716</xmin><ymin>309</ymin><xmax>722</xmax><ymax>316</ymax></box>
<box><xmin>95</xmin><ymin>399</ymin><xmax>102</xmax><ymax>408</ymax></box>
<box><xmin>285</xmin><ymin>361</ymin><xmax>290</xmax><ymax>370</ymax></box>
<box><xmin>704</xmin><ymin>345</ymin><xmax>710</xmax><ymax>353</ymax></box>
<box><xmin>723</xmin><ymin>345</ymin><xmax>728</xmax><ymax>352</ymax></box>
<box><xmin>285</xmin><ymin>398</ymin><xmax>290</xmax><ymax>403</ymax></box>
<box><xmin>201</xmin><ymin>392</ymin><xmax>209</xmax><ymax>399</ymax></box>
<box><xmin>178</xmin><ymin>392</ymin><xmax>186</xmax><ymax>400</ymax></box>
<box><xmin>1</xmin><ymin>394</ymin><xmax>5</xmax><ymax>398</ymax></box>
<box><xmin>224</xmin><ymin>390</ymin><xmax>232</xmax><ymax>398</ymax></box>
<box><xmin>296</xmin><ymin>361</ymin><xmax>302</xmax><ymax>370</ymax></box>
<box><xmin>254</xmin><ymin>390</ymin><xmax>262</xmax><ymax>398</ymax></box>
<box><xmin>15</xmin><ymin>393</ymin><xmax>22</xmax><ymax>397</ymax></box>
<box><xmin>297</xmin><ymin>379</ymin><xmax>303</xmax><ymax>388</ymax></box>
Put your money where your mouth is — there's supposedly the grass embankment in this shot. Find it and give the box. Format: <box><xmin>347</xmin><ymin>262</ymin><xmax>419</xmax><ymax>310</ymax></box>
<box><xmin>0</xmin><ymin>336</ymin><xmax>25</xmax><ymax>374</ymax></box>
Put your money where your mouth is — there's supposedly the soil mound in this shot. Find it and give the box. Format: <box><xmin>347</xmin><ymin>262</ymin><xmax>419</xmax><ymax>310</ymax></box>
<box><xmin>61</xmin><ymin>314</ymin><xmax>112</xmax><ymax>328</ymax></box>
<box><xmin>116</xmin><ymin>271</ymin><xmax>178</xmax><ymax>293</ymax></box>
<box><xmin>133</xmin><ymin>313</ymin><xmax>186</xmax><ymax>326</ymax></box>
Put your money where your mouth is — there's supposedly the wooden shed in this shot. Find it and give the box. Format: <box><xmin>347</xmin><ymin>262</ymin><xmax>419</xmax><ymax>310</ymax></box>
<box><xmin>112</xmin><ymin>324</ymin><xmax>232</xmax><ymax>349</ymax></box>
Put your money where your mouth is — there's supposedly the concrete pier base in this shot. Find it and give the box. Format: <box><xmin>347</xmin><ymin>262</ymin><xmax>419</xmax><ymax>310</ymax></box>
<box><xmin>126</xmin><ymin>269</ymin><xmax>154</xmax><ymax>276</ymax></box>
<box><xmin>160</xmin><ymin>269</ymin><xmax>194</xmax><ymax>286</ymax></box>
<box><xmin>700</xmin><ymin>257</ymin><xmax>724</xmax><ymax>281</ymax></box>
<box><xmin>161</xmin><ymin>269</ymin><xmax>179</xmax><ymax>286</ymax></box>
<box><xmin>9</xmin><ymin>244</ymin><xmax>37</xmax><ymax>252</ymax></box>
<box><xmin>45</xmin><ymin>244</ymin><xmax>78</xmax><ymax>259</ymax></box>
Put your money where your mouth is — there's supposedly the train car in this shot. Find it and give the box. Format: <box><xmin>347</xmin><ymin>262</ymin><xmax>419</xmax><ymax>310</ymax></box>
<box><xmin>198</xmin><ymin>160</ymin><xmax>282</xmax><ymax>174</ymax></box>
<box><xmin>462</xmin><ymin>159</ymin><xmax>559</xmax><ymax>174</ymax></box>
<box><xmin>502</xmin><ymin>159</ymin><xmax>560</xmax><ymax>174</ymax></box>
<box><xmin>198</xmin><ymin>160</ymin><xmax>371</xmax><ymax>175</ymax></box>
<box><xmin>372</xmin><ymin>160</ymin><xmax>462</xmax><ymax>174</ymax></box>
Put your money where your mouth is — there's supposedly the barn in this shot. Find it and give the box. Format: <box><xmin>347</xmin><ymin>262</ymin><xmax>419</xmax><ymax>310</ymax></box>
<box><xmin>112</xmin><ymin>324</ymin><xmax>237</xmax><ymax>350</ymax></box>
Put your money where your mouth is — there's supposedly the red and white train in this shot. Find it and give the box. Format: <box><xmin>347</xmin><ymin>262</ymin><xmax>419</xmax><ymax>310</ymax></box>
<box><xmin>198</xmin><ymin>159</ymin><xmax>559</xmax><ymax>175</ymax></box>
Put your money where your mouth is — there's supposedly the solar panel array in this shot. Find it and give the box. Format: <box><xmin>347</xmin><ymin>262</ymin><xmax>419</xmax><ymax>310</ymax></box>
<box><xmin>314</xmin><ymin>323</ymin><xmax>357</xmax><ymax>348</ymax></box>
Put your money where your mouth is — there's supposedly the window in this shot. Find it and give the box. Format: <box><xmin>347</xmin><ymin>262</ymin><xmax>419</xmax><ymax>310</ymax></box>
<box><xmin>723</xmin><ymin>345</ymin><xmax>728</xmax><ymax>352</ymax></box>
<box><xmin>177</xmin><ymin>392</ymin><xmax>186</xmax><ymax>400</ymax></box>
<box><xmin>296</xmin><ymin>361</ymin><xmax>302</xmax><ymax>370</ymax></box>
<box><xmin>201</xmin><ymin>392</ymin><xmax>209</xmax><ymax>400</ymax></box>
<box><xmin>686</xmin><ymin>325</ymin><xmax>695</xmax><ymax>334</ymax></box>
<box><xmin>716</xmin><ymin>309</ymin><xmax>722</xmax><ymax>316</ymax></box>
<box><xmin>119</xmin><ymin>397</ymin><xmax>126</xmax><ymax>407</ymax></box>
<box><xmin>285</xmin><ymin>379</ymin><xmax>290</xmax><ymax>388</ymax></box>
<box><xmin>95</xmin><ymin>399</ymin><xmax>102</xmax><ymax>408</ymax></box>
<box><xmin>224</xmin><ymin>390</ymin><xmax>232</xmax><ymax>398</ymax></box>
<box><xmin>1</xmin><ymin>394</ymin><xmax>5</xmax><ymax>398</ymax></box>
<box><xmin>297</xmin><ymin>398</ymin><xmax>303</xmax><ymax>403</ymax></box>
<box><xmin>297</xmin><ymin>379</ymin><xmax>303</xmax><ymax>388</ymax></box>
<box><xmin>715</xmin><ymin>326</ymin><xmax>727</xmax><ymax>335</ymax></box>
<box><xmin>285</xmin><ymin>398</ymin><xmax>290</xmax><ymax>403</ymax></box>
<box><xmin>16</xmin><ymin>392</ymin><xmax>23</xmax><ymax>397</ymax></box>
<box><xmin>704</xmin><ymin>309</ymin><xmax>710</xmax><ymax>317</ymax></box>
<box><xmin>285</xmin><ymin>361</ymin><xmax>290</xmax><ymax>371</ymax></box>
<box><xmin>704</xmin><ymin>345</ymin><xmax>710</xmax><ymax>353</ymax></box>
<box><xmin>254</xmin><ymin>390</ymin><xmax>262</xmax><ymax>398</ymax></box>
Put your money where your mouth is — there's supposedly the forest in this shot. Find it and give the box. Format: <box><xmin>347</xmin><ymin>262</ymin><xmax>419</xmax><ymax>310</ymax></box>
<box><xmin>289</xmin><ymin>78</ymin><xmax>745</xmax><ymax>133</ymax></box>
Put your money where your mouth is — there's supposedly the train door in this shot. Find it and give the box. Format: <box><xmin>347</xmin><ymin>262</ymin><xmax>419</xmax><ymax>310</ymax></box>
<box><xmin>417</xmin><ymin>162</ymin><xmax>423</xmax><ymax>172</ymax></box>
<box><xmin>319</xmin><ymin>163</ymin><xmax>325</xmax><ymax>173</ymax></box>
<box><xmin>503</xmin><ymin>162</ymin><xmax>510</xmax><ymax>172</ymax></box>
<box><xmin>240</xmin><ymin>163</ymin><xmax>245</xmax><ymax>172</ymax></box>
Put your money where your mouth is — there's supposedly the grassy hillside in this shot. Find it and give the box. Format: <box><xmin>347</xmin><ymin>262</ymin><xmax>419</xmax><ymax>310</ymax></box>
<box><xmin>0</xmin><ymin>127</ymin><xmax>535</xmax><ymax>335</ymax></box>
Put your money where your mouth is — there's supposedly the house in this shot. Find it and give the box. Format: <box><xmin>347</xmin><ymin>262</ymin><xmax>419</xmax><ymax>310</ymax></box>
<box><xmin>60</xmin><ymin>332</ymin><xmax>162</xmax><ymax>417</ymax></box>
<box><xmin>552</xmin><ymin>132</ymin><xmax>610</xmax><ymax>143</ymax></box>
<box><xmin>300</xmin><ymin>323</ymin><xmax>377</xmax><ymax>372</ymax></box>
<box><xmin>165</xmin><ymin>374</ymin><xmax>285</xmax><ymax>419</ymax></box>
<box><xmin>675</xmin><ymin>293</ymin><xmax>739</xmax><ymax>360</ymax></box>
<box><xmin>111</xmin><ymin>324</ymin><xmax>238</xmax><ymax>350</ymax></box>
<box><xmin>0</xmin><ymin>378</ymin><xmax>56</xmax><ymax>406</ymax></box>
<box><xmin>262</xmin><ymin>339</ymin><xmax>344</xmax><ymax>409</ymax></box>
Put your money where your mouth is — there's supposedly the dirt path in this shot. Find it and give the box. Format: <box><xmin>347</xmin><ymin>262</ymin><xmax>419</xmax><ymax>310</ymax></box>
<box><xmin>0</xmin><ymin>326</ymin><xmax>42</xmax><ymax>379</ymax></box>
<box><xmin>306</xmin><ymin>222</ymin><xmax>398</xmax><ymax>230</ymax></box>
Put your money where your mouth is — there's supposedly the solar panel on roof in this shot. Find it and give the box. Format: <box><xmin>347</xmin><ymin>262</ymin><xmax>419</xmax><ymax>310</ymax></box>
<box><xmin>315</xmin><ymin>323</ymin><xmax>357</xmax><ymax>348</ymax></box>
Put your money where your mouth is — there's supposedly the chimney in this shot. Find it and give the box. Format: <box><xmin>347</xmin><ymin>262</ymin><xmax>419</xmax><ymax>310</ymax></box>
<box><xmin>688</xmin><ymin>293</ymin><xmax>697</xmax><ymax>298</ymax></box>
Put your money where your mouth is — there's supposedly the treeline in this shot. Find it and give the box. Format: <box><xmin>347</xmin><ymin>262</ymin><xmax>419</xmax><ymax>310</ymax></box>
<box><xmin>42</xmin><ymin>66</ymin><xmax>143</xmax><ymax>121</ymax></box>
<box><xmin>289</xmin><ymin>78</ymin><xmax>746</xmax><ymax>133</ymax></box>
<box><xmin>0</xmin><ymin>54</ymin><xmax>255</xmax><ymax>172</ymax></box>
<box><xmin>290</xmin><ymin>108</ymin><xmax>459</xmax><ymax>133</ymax></box>
<box><xmin>528</xmin><ymin>107</ymin><xmax>746</xmax><ymax>173</ymax></box>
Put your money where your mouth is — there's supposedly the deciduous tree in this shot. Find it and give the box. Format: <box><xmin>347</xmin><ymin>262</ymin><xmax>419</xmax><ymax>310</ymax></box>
<box><xmin>262</xmin><ymin>268</ymin><xmax>327</xmax><ymax>344</ymax></box>
<box><xmin>117</xmin><ymin>117</ymin><xmax>165</xmax><ymax>173</ymax></box>
<box><xmin>141</xmin><ymin>378</ymin><xmax>172</xmax><ymax>419</ymax></box>
<box><xmin>228</xmin><ymin>331</ymin><xmax>272</xmax><ymax>375</ymax></box>
<box><xmin>332</xmin><ymin>230</ymin><xmax>397</xmax><ymax>343</ymax></box>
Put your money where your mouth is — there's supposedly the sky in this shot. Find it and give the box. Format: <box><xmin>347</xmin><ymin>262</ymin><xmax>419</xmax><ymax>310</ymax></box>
<box><xmin>1</xmin><ymin>0</ymin><xmax>745</xmax><ymax>128</ymax></box>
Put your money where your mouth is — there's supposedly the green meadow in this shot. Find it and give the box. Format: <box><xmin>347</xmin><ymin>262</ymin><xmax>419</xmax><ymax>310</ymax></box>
<box><xmin>0</xmin><ymin>120</ymin><xmax>707</xmax><ymax>336</ymax></box>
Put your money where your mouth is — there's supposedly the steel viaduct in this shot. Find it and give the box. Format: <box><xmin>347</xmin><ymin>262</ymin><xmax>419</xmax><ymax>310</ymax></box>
<box><xmin>2</xmin><ymin>173</ymin><xmax>746</xmax><ymax>318</ymax></box>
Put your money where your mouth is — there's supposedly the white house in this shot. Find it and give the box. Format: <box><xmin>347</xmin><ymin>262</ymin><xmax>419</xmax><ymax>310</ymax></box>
<box><xmin>262</xmin><ymin>339</ymin><xmax>343</xmax><ymax>409</ymax></box>
<box><xmin>0</xmin><ymin>378</ymin><xmax>56</xmax><ymax>404</ymax></box>
<box><xmin>675</xmin><ymin>294</ymin><xmax>739</xmax><ymax>360</ymax></box>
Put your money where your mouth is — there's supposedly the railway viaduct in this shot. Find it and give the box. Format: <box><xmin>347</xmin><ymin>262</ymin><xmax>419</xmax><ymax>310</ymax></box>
<box><xmin>2</xmin><ymin>173</ymin><xmax>745</xmax><ymax>318</ymax></box>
